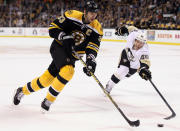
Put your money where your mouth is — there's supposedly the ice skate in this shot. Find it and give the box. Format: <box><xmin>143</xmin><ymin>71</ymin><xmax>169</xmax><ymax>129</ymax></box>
<box><xmin>13</xmin><ymin>87</ymin><xmax>24</xmax><ymax>105</ymax></box>
<box><xmin>41</xmin><ymin>98</ymin><xmax>52</xmax><ymax>113</ymax></box>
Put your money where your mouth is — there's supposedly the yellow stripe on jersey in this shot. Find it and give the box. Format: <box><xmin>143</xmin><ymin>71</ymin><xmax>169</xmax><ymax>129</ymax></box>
<box><xmin>55</xmin><ymin>39</ymin><xmax>63</xmax><ymax>45</ymax></box>
<box><xmin>64</xmin><ymin>10</ymin><xmax>83</xmax><ymax>22</ymax></box>
<box><xmin>72</xmin><ymin>54</ymin><xmax>78</xmax><ymax>59</ymax></box>
<box><xmin>89</xmin><ymin>20</ymin><xmax>103</xmax><ymax>36</ymax></box>
<box><xmin>49</xmin><ymin>26</ymin><xmax>58</xmax><ymax>30</ymax></box>
<box><xmin>88</xmin><ymin>42</ymin><xmax>99</xmax><ymax>48</ymax></box>
<box><xmin>86</xmin><ymin>42</ymin><xmax>99</xmax><ymax>53</ymax></box>
<box><xmin>51</xmin><ymin>23</ymin><xmax>61</xmax><ymax>28</ymax></box>
<box><xmin>77</xmin><ymin>51</ymin><xmax>85</xmax><ymax>54</ymax></box>
<box><xmin>86</xmin><ymin>46</ymin><xmax>98</xmax><ymax>53</ymax></box>
<box><xmin>49</xmin><ymin>23</ymin><xmax>62</xmax><ymax>30</ymax></box>
<box><xmin>72</xmin><ymin>51</ymin><xmax>85</xmax><ymax>59</ymax></box>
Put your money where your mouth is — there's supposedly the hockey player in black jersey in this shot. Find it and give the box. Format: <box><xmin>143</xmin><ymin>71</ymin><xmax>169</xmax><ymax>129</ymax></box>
<box><xmin>13</xmin><ymin>1</ymin><xmax>103</xmax><ymax>112</ymax></box>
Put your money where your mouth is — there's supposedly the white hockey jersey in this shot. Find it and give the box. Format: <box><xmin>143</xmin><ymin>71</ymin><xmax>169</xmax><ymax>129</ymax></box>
<box><xmin>125</xmin><ymin>31</ymin><xmax>150</xmax><ymax>69</ymax></box>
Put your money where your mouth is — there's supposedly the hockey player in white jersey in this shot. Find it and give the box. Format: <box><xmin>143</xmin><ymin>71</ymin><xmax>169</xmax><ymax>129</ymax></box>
<box><xmin>105</xmin><ymin>26</ymin><xmax>152</xmax><ymax>94</ymax></box>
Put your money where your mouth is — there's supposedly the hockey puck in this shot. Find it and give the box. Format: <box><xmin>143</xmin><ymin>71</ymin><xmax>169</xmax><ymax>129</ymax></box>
<box><xmin>157</xmin><ymin>124</ymin><xmax>164</xmax><ymax>127</ymax></box>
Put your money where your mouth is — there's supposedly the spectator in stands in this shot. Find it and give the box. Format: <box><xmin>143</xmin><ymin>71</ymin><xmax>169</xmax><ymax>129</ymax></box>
<box><xmin>0</xmin><ymin>0</ymin><xmax>180</xmax><ymax>30</ymax></box>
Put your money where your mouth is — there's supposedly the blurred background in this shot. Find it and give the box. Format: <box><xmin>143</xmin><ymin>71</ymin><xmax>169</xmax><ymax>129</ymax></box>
<box><xmin>0</xmin><ymin>0</ymin><xmax>180</xmax><ymax>30</ymax></box>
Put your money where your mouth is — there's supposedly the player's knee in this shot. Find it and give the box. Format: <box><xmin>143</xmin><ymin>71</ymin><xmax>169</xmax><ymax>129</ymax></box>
<box><xmin>59</xmin><ymin>65</ymin><xmax>74</xmax><ymax>81</ymax></box>
<box><xmin>115</xmin><ymin>65</ymin><xmax>129</xmax><ymax>80</ymax></box>
<box><xmin>39</xmin><ymin>70</ymin><xmax>55</xmax><ymax>87</ymax></box>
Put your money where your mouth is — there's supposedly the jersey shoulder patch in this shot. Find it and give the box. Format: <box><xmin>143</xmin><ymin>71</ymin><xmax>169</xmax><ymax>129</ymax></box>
<box><xmin>64</xmin><ymin>10</ymin><xmax>83</xmax><ymax>22</ymax></box>
<box><xmin>89</xmin><ymin>20</ymin><xmax>103</xmax><ymax>36</ymax></box>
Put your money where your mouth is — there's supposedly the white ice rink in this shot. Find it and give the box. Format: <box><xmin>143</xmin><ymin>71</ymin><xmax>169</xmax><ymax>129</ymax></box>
<box><xmin>0</xmin><ymin>37</ymin><xmax>180</xmax><ymax>131</ymax></box>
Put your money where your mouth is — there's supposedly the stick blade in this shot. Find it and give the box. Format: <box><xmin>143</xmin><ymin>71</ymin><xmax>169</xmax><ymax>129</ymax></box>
<box><xmin>129</xmin><ymin>120</ymin><xmax>140</xmax><ymax>127</ymax></box>
<box><xmin>164</xmin><ymin>113</ymin><xmax>176</xmax><ymax>120</ymax></box>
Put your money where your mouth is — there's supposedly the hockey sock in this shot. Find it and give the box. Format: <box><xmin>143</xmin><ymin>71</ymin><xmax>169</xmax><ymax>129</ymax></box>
<box><xmin>111</xmin><ymin>74</ymin><xmax>120</xmax><ymax>84</ymax></box>
<box><xmin>22</xmin><ymin>70</ymin><xmax>55</xmax><ymax>95</ymax></box>
<box><xmin>46</xmin><ymin>65</ymin><xmax>74</xmax><ymax>102</ymax></box>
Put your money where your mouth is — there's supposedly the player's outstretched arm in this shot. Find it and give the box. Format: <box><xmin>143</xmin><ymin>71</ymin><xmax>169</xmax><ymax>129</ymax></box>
<box><xmin>115</xmin><ymin>25</ymin><xmax>138</xmax><ymax>36</ymax></box>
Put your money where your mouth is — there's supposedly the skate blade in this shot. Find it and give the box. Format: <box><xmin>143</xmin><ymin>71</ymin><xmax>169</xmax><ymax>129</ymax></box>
<box><xmin>41</xmin><ymin>108</ymin><xmax>48</xmax><ymax>114</ymax></box>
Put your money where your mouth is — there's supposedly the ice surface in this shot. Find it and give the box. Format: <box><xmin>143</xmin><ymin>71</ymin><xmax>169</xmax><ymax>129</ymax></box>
<box><xmin>0</xmin><ymin>37</ymin><xmax>180</xmax><ymax>131</ymax></box>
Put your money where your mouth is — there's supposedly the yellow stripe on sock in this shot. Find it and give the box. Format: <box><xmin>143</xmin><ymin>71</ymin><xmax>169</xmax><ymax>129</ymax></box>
<box><xmin>59</xmin><ymin>65</ymin><xmax>74</xmax><ymax>81</ymax></box>
<box><xmin>46</xmin><ymin>92</ymin><xmax>56</xmax><ymax>102</ymax></box>
<box><xmin>51</xmin><ymin>77</ymin><xmax>65</xmax><ymax>92</ymax></box>
<box><xmin>39</xmin><ymin>70</ymin><xmax>55</xmax><ymax>87</ymax></box>
<box><xmin>22</xmin><ymin>85</ymin><xmax>31</xmax><ymax>95</ymax></box>
<box><xmin>31</xmin><ymin>78</ymin><xmax>41</xmax><ymax>91</ymax></box>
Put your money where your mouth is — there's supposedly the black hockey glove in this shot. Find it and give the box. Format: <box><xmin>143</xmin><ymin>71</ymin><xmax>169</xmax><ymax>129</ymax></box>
<box><xmin>83</xmin><ymin>54</ymin><xmax>96</xmax><ymax>77</ymax></box>
<box><xmin>59</xmin><ymin>32</ymin><xmax>75</xmax><ymax>57</ymax></box>
<box><xmin>139</xmin><ymin>67</ymin><xmax>152</xmax><ymax>80</ymax></box>
<box><xmin>115</xmin><ymin>26</ymin><xmax>129</xmax><ymax>36</ymax></box>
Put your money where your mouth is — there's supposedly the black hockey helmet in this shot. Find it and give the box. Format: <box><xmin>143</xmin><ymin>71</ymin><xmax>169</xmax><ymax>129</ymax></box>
<box><xmin>84</xmin><ymin>1</ymin><xmax>99</xmax><ymax>13</ymax></box>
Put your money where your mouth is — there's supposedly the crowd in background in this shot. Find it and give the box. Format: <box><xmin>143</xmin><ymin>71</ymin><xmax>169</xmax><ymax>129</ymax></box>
<box><xmin>0</xmin><ymin>0</ymin><xmax>180</xmax><ymax>30</ymax></box>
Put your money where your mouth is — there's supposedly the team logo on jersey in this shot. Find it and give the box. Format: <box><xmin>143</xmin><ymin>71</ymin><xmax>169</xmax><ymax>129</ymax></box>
<box><xmin>125</xmin><ymin>48</ymin><xmax>135</xmax><ymax>62</ymax></box>
<box><xmin>58</xmin><ymin>16</ymin><xmax>65</xmax><ymax>23</ymax></box>
<box><xmin>86</xmin><ymin>29</ymin><xmax>92</xmax><ymax>36</ymax></box>
<box><xmin>72</xmin><ymin>31</ymin><xmax>85</xmax><ymax>45</ymax></box>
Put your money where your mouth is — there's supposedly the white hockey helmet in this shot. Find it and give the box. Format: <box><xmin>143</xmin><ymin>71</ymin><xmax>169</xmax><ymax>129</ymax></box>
<box><xmin>135</xmin><ymin>32</ymin><xmax>147</xmax><ymax>44</ymax></box>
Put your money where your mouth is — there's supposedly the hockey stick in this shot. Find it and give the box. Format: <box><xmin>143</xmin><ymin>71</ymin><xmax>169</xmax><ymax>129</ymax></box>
<box><xmin>72</xmin><ymin>50</ymin><xmax>140</xmax><ymax>127</ymax></box>
<box><xmin>149</xmin><ymin>79</ymin><xmax>176</xmax><ymax>120</ymax></box>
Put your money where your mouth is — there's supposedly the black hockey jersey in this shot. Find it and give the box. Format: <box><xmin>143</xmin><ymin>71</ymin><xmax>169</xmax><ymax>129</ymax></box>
<box><xmin>48</xmin><ymin>10</ymin><xmax>103</xmax><ymax>59</ymax></box>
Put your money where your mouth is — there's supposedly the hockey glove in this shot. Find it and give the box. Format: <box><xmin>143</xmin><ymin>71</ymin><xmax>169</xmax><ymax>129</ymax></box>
<box><xmin>83</xmin><ymin>54</ymin><xmax>96</xmax><ymax>77</ymax></box>
<box><xmin>59</xmin><ymin>32</ymin><xmax>75</xmax><ymax>57</ymax></box>
<box><xmin>139</xmin><ymin>67</ymin><xmax>152</xmax><ymax>80</ymax></box>
<box><xmin>115</xmin><ymin>26</ymin><xmax>129</xmax><ymax>36</ymax></box>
